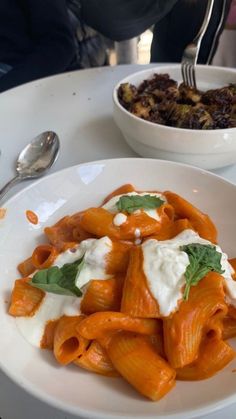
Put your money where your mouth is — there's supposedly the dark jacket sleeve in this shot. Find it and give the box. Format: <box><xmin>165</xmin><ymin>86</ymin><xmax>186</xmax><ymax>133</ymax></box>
<box><xmin>0</xmin><ymin>0</ymin><xmax>75</xmax><ymax>92</ymax></box>
<box><xmin>81</xmin><ymin>0</ymin><xmax>179</xmax><ymax>41</ymax></box>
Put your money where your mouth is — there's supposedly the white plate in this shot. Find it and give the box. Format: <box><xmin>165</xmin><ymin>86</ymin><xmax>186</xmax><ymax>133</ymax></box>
<box><xmin>0</xmin><ymin>158</ymin><xmax>236</xmax><ymax>419</ymax></box>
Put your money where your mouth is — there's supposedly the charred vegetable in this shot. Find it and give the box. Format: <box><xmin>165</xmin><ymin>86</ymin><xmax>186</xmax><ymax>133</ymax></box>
<box><xmin>118</xmin><ymin>73</ymin><xmax>236</xmax><ymax>130</ymax></box>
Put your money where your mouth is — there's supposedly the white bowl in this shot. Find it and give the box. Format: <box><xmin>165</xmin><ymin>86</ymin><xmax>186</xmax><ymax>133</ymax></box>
<box><xmin>113</xmin><ymin>65</ymin><xmax>236</xmax><ymax>170</ymax></box>
<box><xmin>0</xmin><ymin>158</ymin><xmax>236</xmax><ymax>419</ymax></box>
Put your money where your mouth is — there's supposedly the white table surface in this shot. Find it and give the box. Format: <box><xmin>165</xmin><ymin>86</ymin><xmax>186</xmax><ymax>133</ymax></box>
<box><xmin>0</xmin><ymin>64</ymin><xmax>236</xmax><ymax>419</ymax></box>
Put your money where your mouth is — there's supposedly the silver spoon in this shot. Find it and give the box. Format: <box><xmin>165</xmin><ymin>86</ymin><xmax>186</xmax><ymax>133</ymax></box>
<box><xmin>0</xmin><ymin>131</ymin><xmax>60</xmax><ymax>202</ymax></box>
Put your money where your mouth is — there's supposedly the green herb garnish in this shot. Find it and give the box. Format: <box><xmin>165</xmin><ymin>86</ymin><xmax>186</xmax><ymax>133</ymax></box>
<box><xmin>180</xmin><ymin>243</ymin><xmax>224</xmax><ymax>301</ymax></box>
<box><xmin>116</xmin><ymin>194</ymin><xmax>164</xmax><ymax>214</ymax></box>
<box><xmin>29</xmin><ymin>258</ymin><xmax>84</xmax><ymax>297</ymax></box>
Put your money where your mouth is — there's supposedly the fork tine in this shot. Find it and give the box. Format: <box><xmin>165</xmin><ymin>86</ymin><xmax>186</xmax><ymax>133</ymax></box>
<box><xmin>188</xmin><ymin>63</ymin><xmax>193</xmax><ymax>88</ymax></box>
<box><xmin>188</xmin><ymin>63</ymin><xmax>196</xmax><ymax>89</ymax></box>
<box><xmin>181</xmin><ymin>63</ymin><xmax>186</xmax><ymax>85</ymax></box>
<box><xmin>182</xmin><ymin>61</ymin><xmax>188</xmax><ymax>86</ymax></box>
<box><xmin>185</xmin><ymin>63</ymin><xmax>190</xmax><ymax>87</ymax></box>
<box><xmin>189</xmin><ymin>64</ymin><xmax>195</xmax><ymax>89</ymax></box>
<box><xmin>185</xmin><ymin>63</ymin><xmax>190</xmax><ymax>86</ymax></box>
<box><xmin>181</xmin><ymin>61</ymin><xmax>196</xmax><ymax>88</ymax></box>
<box><xmin>181</xmin><ymin>0</ymin><xmax>215</xmax><ymax>89</ymax></box>
<box><xmin>186</xmin><ymin>63</ymin><xmax>192</xmax><ymax>88</ymax></box>
<box><xmin>192</xmin><ymin>67</ymin><xmax>197</xmax><ymax>89</ymax></box>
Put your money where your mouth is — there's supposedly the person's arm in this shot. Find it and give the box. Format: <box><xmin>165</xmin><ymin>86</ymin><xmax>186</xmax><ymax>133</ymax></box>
<box><xmin>81</xmin><ymin>0</ymin><xmax>179</xmax><ymax>41</ymax></box>
<box><xmin>0</xmin><ymin>0</ymin><xmax>75</xmax><ymax>93</ymax></box>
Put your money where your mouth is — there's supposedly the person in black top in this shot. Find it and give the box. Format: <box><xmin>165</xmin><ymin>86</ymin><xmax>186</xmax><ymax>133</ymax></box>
<box><xmin>81</xmin><ymin>0</ymin><xmax>232</xmax><ymax>64</ymax></box>
<box><xmin>0</xmin><ymin>0</ymin><xmax>233</xmax><ymax>93</ymax></box>
<box><xmin>0</xmin><ymin>0</ymin><xmax>75</xmax><ymax>92</ymax></box>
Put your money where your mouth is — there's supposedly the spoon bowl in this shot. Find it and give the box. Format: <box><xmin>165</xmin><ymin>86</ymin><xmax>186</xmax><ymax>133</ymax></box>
<box><xmin>0</xmin><ymin>131</ymin><xmax>60</xmax><ymax>201</ymax></box>
<box><xmin>16</xmin><ymin>131</ymin><xmax>60</xmax><ymax>179</ymax></box>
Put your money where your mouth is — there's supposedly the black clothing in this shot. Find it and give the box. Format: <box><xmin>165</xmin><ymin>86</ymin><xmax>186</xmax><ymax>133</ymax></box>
<box><xmin>82</xmin><ymin>0</ymin><xmax>232</xmax><ymax>64</ymax></box>
<box><xmin>151</xmin><ymin>0</ymin><xmax>232</xmax><ymax>64</ymax></box>
<box><xmin>67</xmin><ymin>2</ymin><xmax>110</xmax><ymax>69</ymax></box>
<box><xmin>0</xmin><ymin>0</ymin><xmax>75</xmax><ymax>92</ymax></box>
<box><xmin>0</xmin><ymin>0</ymin><xmax>233</xmax><ymax>93</ymax></box>
<box><xmin>81</xmin><ymin>0</ymin><xmax>179</xmax><ymax>41</ymax></box>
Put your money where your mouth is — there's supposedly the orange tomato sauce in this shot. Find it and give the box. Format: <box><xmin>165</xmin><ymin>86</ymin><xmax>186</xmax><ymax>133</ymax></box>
<box><xmin>26</xmin><ymin>210</ymin><xmax>38</xmax><ymax>225</ymax></box>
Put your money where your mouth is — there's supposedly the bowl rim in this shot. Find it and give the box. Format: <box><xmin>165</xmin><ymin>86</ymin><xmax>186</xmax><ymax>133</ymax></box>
<box><xmin>113</xmin><ymin>64</ymin><xmax>236</xmax><ymax>134</ymax></box>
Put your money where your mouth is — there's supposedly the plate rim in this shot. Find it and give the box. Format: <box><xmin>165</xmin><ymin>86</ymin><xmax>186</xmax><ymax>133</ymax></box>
<box><xmin>1</xmin><ymin>157</ymin><xmax>236</xmax><ymax>419</ymax></box>
<box><xmin>3</xmin><ymin>157</ymin><xmax>236</xmax><ymax>209</ymax></box>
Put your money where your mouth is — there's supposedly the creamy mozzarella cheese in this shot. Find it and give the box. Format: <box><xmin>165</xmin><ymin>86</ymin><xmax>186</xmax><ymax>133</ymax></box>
<box><xmin>142</xmin><ymin>239</ymin><xmax>189</xmax><ymax>316</ymax></box>
<box><xmin>16</xmin><ymin>236</ymin><xmax>113</xmax><ymax>347</ymax></box>
<box><xmin>102</xmin><ymin>192</ymin><xmax>166</xmax><ymax>221</ymax></box>
<box><xmin>142</xmin><ymin>229</ymin><xmax>235</xmax><ymax>316</ymax></box>
<box><xmin>17</xmin><ymin>229</ymin><xmax>235</xmax><ymax>347</ymax></box>
<box><xmin>134</xmin><ymin>228</ymin><xmax>141</xmax><ymax>238</ymax></box>
<box><xmin>15</xmin><ymin>293</ymin><xmax>80</xmax><ymax>347</ymax></box>
<box><xmin>52</xmin><ymin>236</ymin><xmax>113</xmax><ymax>289</ymax></box>
<box><xmin>222</xmin><ymin>259</ymin><xmax>236</xmax><ymax>307</ymax></box>
<box><xmin>113</xmin><ymin>212</ymin><xmax>127</xmax><ymax>226</ymax></box>
<box><xmin>75</xmin><ymin>236</ymin><xmax>112</xmax><ymax>289</ymax></box>
<box><xmin>134</xmin><ymin>228</ymin><xmax>142</xmax><ymax>245</ymax></box>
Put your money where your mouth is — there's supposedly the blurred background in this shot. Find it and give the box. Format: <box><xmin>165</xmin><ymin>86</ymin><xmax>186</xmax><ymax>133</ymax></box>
<box><xmin>0</xmin><ymin>0</ymin><xmax>235</xmax><ymax>93</ymax></box>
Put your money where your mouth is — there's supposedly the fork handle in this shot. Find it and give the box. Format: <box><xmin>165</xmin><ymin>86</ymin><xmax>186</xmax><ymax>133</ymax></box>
<box><xmin>206</xmin><ymin>0</ymin><xmax>227</xmax><ymax>64</ymax></box>
<box><xmin>192</xmin><ymin>0</ymin><xmax>215</xmax><ymax>48</ymax></box>
<box><xmin>0</xmin><ymin>175</ymin><xmax>22</xmax><ymax>203</ymax></box>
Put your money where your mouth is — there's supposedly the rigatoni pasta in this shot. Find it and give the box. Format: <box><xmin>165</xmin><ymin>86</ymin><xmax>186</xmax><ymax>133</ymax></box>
<box><xmin>163</xmin><ymin>272</ymin><xmax>227</xmax><ymax>368</ymax></box>
<box><xmin>8</xmin><ymin>184</ymin><xmax>236</xmax><ymax>401</ymax></box>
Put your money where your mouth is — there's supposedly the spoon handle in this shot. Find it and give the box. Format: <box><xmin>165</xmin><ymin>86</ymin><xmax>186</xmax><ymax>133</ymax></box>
<box><xmin>0</xmin><ymin>175</ymin><xmax>21</xmax><ymax>203</ymax></box>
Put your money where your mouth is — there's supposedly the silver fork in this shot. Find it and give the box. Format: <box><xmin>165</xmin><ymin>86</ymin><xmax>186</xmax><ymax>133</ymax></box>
<box><xmin>181</xmin><ymin>0</ymin><xmax>215</xmax><ymax>89</ymax></box>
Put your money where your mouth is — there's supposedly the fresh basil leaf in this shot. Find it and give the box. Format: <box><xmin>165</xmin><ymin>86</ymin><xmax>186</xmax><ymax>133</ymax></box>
<box><xmin>29</xmin><ymin>258</ymin><xmax>84</xmax><ymax>297</ymax></box>
<box><xmin>61</xmin><ymin>259</ymin><xmax>84</xmax><ymax>281</ymax></box>
<box><xmin>116</xmin><ymin>194</ymin><xmax>164</xmax><ymax>214</ymax></box>
<box><xmin>59</xmin><ymin>258</ymin><xmax>85</xmax><ymax>296</ymax></box>
<box><xmin>180</xmin><ymin>243</ymin><xmax>224</xmax><ymax>300</ymax></box>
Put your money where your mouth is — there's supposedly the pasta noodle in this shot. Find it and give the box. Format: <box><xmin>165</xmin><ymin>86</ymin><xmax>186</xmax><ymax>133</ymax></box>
<box><xmin>77</xmin><ymin>312</ymin><xmax>161</xmax><ymax>341</ymax></box>
<box><xmin>9</xmin><ymin>278</ymin><xmax>45</xmax><ymax>316</ymax></box>
<box><xmin>8</xmin><ymin>184</ymin><xmax>236</xmax><ymax>401</ymax></box>
<box><xmin>41</xmin><ymin>319</ymin><xmax>59</xmax><ymax>350</ymax></box>
<box><xmin>176</xmin><ymin>337</ymin><xmax>235</xmax><ymax>380</ymax></box>
<box><xmin>18</xmin><ymin>257</ymin><xmax>35</xmax><ymax>277</ymax></box>
<box><xmin>106</xmin><ymin>332</ymin><xmax>176</xmax><ymax>401</ymax></box>
<box><xmin>80</xmin><ymin>207</ymin><xmax>163</xmax><ymax>240</ymax></box>
<box><xmin>222</xmin><ymin>317</ymin><xmax>236</xmax><ymax>340</ymax></box>
<box><xmin>163</xmin><ymin>273</ymin><xmax>227</xmax><ymax>368</ymax></box>
<box><xmin>53</xmin><ymin>315</ymin><xmax>89</xmax><ymax>365</ymax></box>
<box><xmin>74</xmin><ymin>340</ymin><xmax>118</xmax><ymax>376</ymax></box>
<box><xmin>80</xmin><ymin>276</ymin><xmax>124</xmax><ymax>314</ymax></box>
<box><xmin>31</xmin><ymin>244</ymin><xmax>58</xmax><ymax>269</ymax></box>
<box><xmin>163</xmin><ymin>191</ymin><xmax>217</xmax><ymax>243</ymax></box>
<box><xmin>121</xmin><ymin>246</ymin><xmax>160</xmax><ymax>318</ymax></box>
